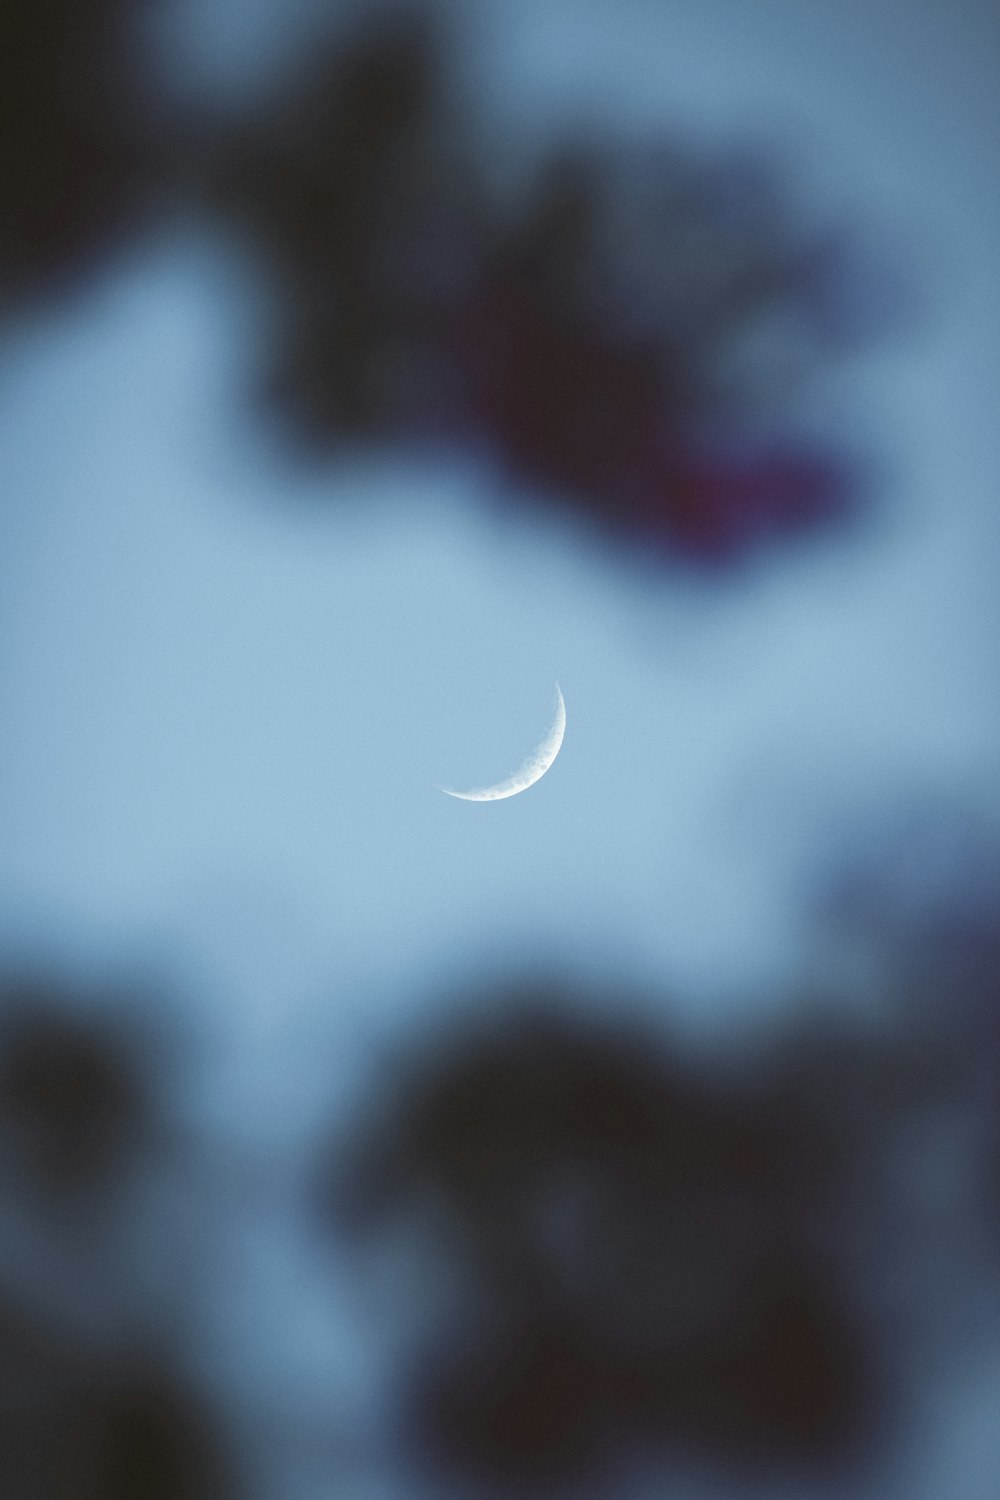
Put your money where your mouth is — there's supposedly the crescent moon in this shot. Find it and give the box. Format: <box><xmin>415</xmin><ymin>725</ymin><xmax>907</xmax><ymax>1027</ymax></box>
<box><xmin>439</xmin><ymin>685</ymin><xmax>566</xmax><ymax>801</ymax></box>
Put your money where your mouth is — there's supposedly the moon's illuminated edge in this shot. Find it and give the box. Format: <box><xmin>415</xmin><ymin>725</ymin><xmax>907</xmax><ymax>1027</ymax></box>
<box><xmin>438</xmin><ymin>685</ymin><xmax>566</xmax><ymax>801</ymax></box>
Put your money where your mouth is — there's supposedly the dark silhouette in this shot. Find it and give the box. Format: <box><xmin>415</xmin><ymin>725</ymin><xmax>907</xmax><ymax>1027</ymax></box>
<box><xmin>203</xmin><ymin>8</ymin><xmax>886</xmax><ymax>564</ymax></box>
<box><xmin>1</xmin><ymin>1</ymin><xmax>893</xmax><ymax>565</ymax></box>
<box><xmin>63</xmin><ymin>1357</ymin><xmax>237</xmax><ymax>1500</ymax></box>
<box><xmin>0</xmin><ymin>1298</ymin><xmax>236</xmax><ymax>1499</ymax></box>
<box><xmin>460</xmin><ymin>141</ymin><xmax>861</xmax><ymax>561</ymax></box>
<box><xmin>323</xmin><ymin>992</ymin><xmax>895</xmax><ymax>1491</ymax></box>
<box><xmin>0</xmin><ymin>0</ymin><xmax>159</xmax><ymax>308</ymax></box>
<box><xmin>0</xmin><ymin>983</ymin><xmax>154</xmax><ymax>1199</ymax></box>
<box><xmin>202</xmin><ymin>8</ymin><xmax>487</xmax><ymax>448</ymax></box>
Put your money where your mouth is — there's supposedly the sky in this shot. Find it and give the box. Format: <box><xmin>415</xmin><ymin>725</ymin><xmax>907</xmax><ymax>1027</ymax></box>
<box><xmin>1</xmin><ymin>0</ymin><xmax>998</xmax><ymax>1031</ymax></box>
<box><xmin>0</xmin><ymin>3</ymin><xmax>998</xmax><ymax>1491</ymax></box>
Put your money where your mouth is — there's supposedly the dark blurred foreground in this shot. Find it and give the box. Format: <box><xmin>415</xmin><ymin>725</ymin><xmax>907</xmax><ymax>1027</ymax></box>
<box><xmin>0</xmin><ymin>980</ymin><xmax>239</xmax><ymax>1498</ymax></box>
<box><xmin>2</xmin><ymin>2</ymin><xmax>902</xmax><ymax>567</ymax></box>
<box><xmin>2</xmin><ymin>854</ymin><xmax>998</xmax><ymax>1500</ymax></box>
<box><xmin>326</xmin><ymin>998</ymin><xmax>890</xmax><ymax>1491</ymax></box>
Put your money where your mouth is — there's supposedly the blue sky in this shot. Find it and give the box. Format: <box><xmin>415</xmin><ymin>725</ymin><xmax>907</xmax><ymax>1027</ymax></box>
<box><xmin>1</xmin><ymin>4</ymin><xmax>999</xmax><ymax>1494</ymax></box>
<box><xmin>1</xmin><ymin>0</ymin><xmax>999</xmax><ymax>1055</ymax></box>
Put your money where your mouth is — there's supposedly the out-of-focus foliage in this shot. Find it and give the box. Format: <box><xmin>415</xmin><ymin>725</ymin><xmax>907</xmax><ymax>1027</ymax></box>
<box><xmin>203</xmin><ymin>8</ymin><xmax>887</xmax><ymax>563</ymax></box>
<box><xmin>0</xmin><ymin>977</ymin><xmax>239</xmax><ymax>1499</ymax></box>
<box><xmin>320</xmin><ymin>989</ymin><xmax>968</xmax><ymax>1491</ymax></box>
<box><xmin>0</xmin><ymin>986</ymin><xmax>153</xmax><ymax>1198</ymax></box>
<box><xmin>0</xmin><ymin>0</ymin><xmax>160</xmax><ymax>307</ymax></box>
<box><xmin>2</xmin><ymin>1</ymin><xmax>892</xmax><ymax>564</ymax></box>
<box><xmin>0</xmin><ymin>1304</ymin><xmax>237</xmax><ymax>1500</ymax></box>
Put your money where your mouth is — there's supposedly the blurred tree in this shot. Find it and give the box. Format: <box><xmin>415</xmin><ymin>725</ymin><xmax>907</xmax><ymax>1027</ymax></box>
<box><xmin>0</xmin><ymin>984</ymin><xmax>153</xmax><ymax>1200</ymax></box>
<box><xmin>203</xmin><ymin>7</ymin><xmax>487</xmax><ymax>445</ymax></box>
<box><xmin>64</xmin><ymin>1358</ymin><xmax>237</xmax><ymax>1500</ymax></box>
<box><xmin>323</xmin><ymin>991</ymin><xmax>892</xmax><ymax>1491</ymax></box>
<box><xmin>0</xmin><ymin>1299</ymin><xmax>236</xmax><ymax>1500</ymax></box>
<box><xmin>0</xmin><ymin>0</ymin><xmax>159</xmax><ymax>306</ymax></box>
<box><xmin>204</xmin><ymin>7</ymin><xmax>886</xmax><ymax>565</ymax></box>
<box><xmin>0</xmin><ymin>0</ymin><xmax>892</xmax><ymax>566</ymax></box>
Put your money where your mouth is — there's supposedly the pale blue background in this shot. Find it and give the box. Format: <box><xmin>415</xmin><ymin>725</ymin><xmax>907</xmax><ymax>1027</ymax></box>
<box><xmin>0</xmin><ymin>2</ymin><xmax>998</xmax><ymax>1493</ymax></box>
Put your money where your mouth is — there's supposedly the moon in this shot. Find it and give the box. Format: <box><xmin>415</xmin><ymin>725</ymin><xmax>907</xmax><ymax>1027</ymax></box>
<box><xmin>439</xmin><ymin>685</ymin><xmax>566</xmax><ymax>801</ymax></box>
